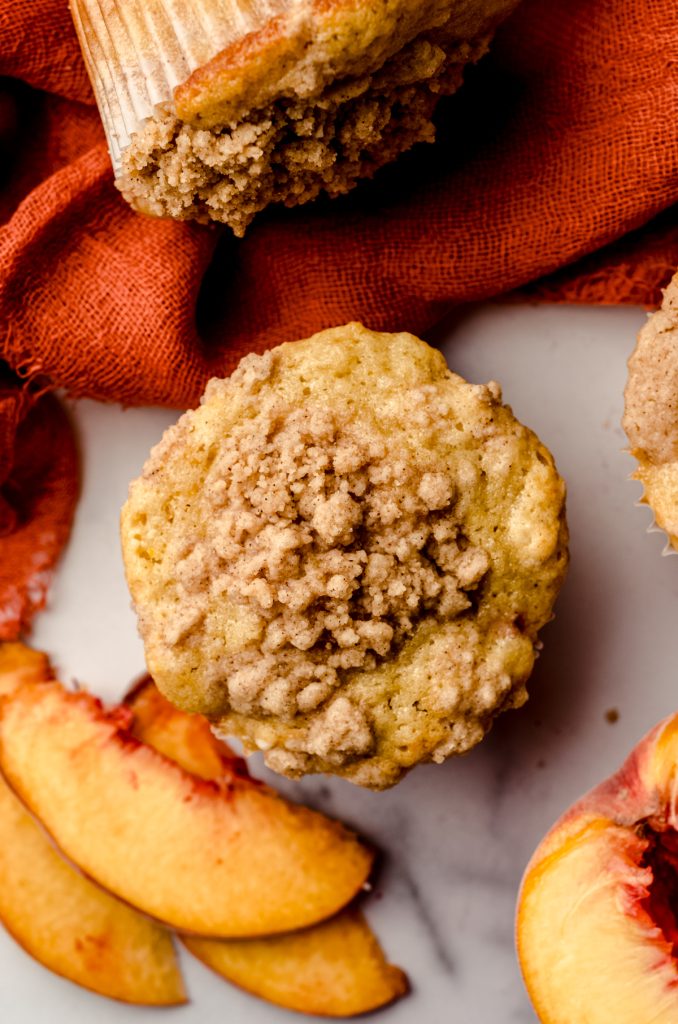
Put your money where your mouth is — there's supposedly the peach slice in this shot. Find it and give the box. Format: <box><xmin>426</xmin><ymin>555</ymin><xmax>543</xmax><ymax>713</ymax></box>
<box><xmin>0</xmin><ymin>677</ymin><xmax>373</xmax><ymax>937</ymax></box>
<box><xmin>184</xmin><ymin>908</ymin><xmax>408</xmax><ymax>1017</ymax></box>
<box><xmin>0</xmin><ymin>644</ymin><xmax>185</xmax><ymax>1005</ymax></box>
<box><xmin>0</xmin><ymin>778</ymin><xmax>186</xmax><ymax>1005</ymax></box>
<box><xmin>0</xmin><ymin>641</ymin><xmax>54</xmax><ymax>694</ymax></box>
<box><xmin>126</xmin><ymin>679</ymin><xmax>408</xmax><ymax>1016</ymax></box>
<box><xmin>517</xmin><ymin>712</ymin><xmax>678</xmax><ymax>1023</ymax></box>
<box><xmin>124</xmin><ymin>675</ymin><xmax>248</xmax><ymax>780</ymax></box>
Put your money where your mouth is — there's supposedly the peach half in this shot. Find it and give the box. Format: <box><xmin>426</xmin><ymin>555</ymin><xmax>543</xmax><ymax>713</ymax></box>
<box><xmin>0</xmin><ymin>644</ymin><xmax>185</xmax><ymax>1005</ymax></box>
<box><xmin>127</xmin><ymin>678</ymin><xmax>408</xmax><ymax>1016</ymax></box>
<box><xmin>517</xmin><ymin>713</ymin><xmax>678</xmax><ymax>1023</ymax></box>
<box><xmin>0</xmin><ymin>668</ymin><xmax>373</xmax><ymax>938</ymax></box>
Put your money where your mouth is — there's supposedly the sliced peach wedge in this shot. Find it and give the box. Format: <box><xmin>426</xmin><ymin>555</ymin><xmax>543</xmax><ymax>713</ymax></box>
<box><xmin>124</xmin><ymin>675</ymin><xmax>248</xmax><ymax>780</ymax></box>
<box><xmin>126</xmin><ymin>679</ymin><xmax>408</xmax><ymax>1017</ymax></box>
<box><xmin>184</xmin><ymin>909</ymin><xmax>409</xmax><ymax>1018</ymax></box>
<box><xmin>517</xmin><ymin>712</ymin><xmax>678</xmax><ymax>1024</ymax></box>
<box><xmin>0</xmin><ymin>641</ymin><xmax>53</xmax><ymax>694</ymax></box>
<box><xmin>0</xmin><ymin>668</ymin><xmax>373</xmax><ymax>938</ymax></box>
<box><xmin>0</xmin><ymin>649</ymin><xmax>400</xmax><ymax>1013</ymax></box>
<box><xmin>0</xmin><ymin>644</ymin><xmax>185</xmax><ymax>1006</ymax></box>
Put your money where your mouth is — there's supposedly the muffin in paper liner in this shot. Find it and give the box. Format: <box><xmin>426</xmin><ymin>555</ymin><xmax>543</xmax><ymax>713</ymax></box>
<box><xmin>624</xmin><ymin>269</ymin><xmax>678</xmax><ymax>553</ymax></box>
<box><xmin>69</xmin><ymin>0</ymin><xmax>520</xmax><ymax>234</ymax></box>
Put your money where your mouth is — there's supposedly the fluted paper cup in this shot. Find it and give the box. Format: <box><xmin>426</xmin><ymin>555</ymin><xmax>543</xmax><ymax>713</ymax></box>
<box><xmin>71</xmin><ymin>0</ymin><xmax>294</xmax><ymax>170</ymax></box>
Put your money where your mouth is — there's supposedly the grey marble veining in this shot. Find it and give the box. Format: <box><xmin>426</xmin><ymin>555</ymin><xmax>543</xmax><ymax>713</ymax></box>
<box><xmin>8</xmin><ymin>302</ymin><xmax>671</xmax><ymax>1024</ymax></box>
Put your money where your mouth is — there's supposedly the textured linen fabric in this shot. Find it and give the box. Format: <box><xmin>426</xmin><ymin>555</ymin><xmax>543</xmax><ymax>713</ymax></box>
<box><xmin>0</xmin><ymin>0</ymin><xmax>676</xmax><ymax>636</ymax></box>
<box><xmin>0</xmin><ymin>390</ymin><xmax>78</xmax><ymax>639</ymax></box>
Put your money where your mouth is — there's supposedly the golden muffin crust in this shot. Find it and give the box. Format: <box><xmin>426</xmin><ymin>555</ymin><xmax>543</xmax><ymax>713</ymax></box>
<box><xmin>122</xmin><ymin>324</ymin><xmax>568</xmax><ymax>789</ymax></box>
<box><xmin>174</xmin><ymin>0</ymin><xmax>516</xmax><ymax>127</ymax></box>
<box><xmin>624</xmin><ymin>271</ymin><xmax>678</xmax><ymax>549</ymax></box>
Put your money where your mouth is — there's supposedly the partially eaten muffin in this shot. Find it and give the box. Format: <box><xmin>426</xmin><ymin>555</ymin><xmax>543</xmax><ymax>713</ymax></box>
<box><xmin>121</xmin><ymin>323</ymin><xmax>568</xmax><ymax>788</ymax></box>
<box><xmin>70</xmin><ymin>0</ymin><xmax>520</xmax><ymax>234</ymax></box>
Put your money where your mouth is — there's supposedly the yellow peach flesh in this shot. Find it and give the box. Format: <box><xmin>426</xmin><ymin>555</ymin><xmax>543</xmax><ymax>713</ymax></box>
<box><xmin>517</xmin><ymin>713</ymin><xmax>678</xmax><ymax>1024</ymax></box>
<box><xmin>127</xmin><ymin>679</ymin><xmax>408</xmax><ymax>1016</ymax></box>
<box><xmin>0</xmin><ymin>644</ymin><xmax>185</xmax><ymax>1005</ymax></box>
<box><xmin>0</xmin><ymin>642</ymin><xmax>53</xmax><ymax>695</ymax></box>
<box><xmin>184</xmin><ymin>908</ymin><xmax>408</xmax><ymax>1017</ymax></box>
<box><xmin>0</xmin><ymin>679</ymin><xmax>373</xmax><ymax>937</ymax></box>
<box><xmin>124</xmin><ymin>676</ymin><xmax>245</xmax><ymax>780</ymax></box>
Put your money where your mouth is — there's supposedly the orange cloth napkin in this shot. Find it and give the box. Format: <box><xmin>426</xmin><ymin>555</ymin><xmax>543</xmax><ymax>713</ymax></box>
<box><xmin>0</xmin><ymin>0</ymin><xmax>677</xmax><ymax>637</ymax></box>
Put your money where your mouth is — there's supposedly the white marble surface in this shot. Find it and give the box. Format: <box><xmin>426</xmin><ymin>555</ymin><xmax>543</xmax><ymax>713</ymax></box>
<box><xmin>2</xmin><ymin>302</ymin><xmax>675</xmax><ymax>1023</ymax></box>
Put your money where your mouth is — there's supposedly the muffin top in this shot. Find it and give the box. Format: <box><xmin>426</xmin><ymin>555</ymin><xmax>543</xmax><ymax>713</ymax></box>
<box><xmin>624</xmin><ymin>270</ymin><xmax>678</xmax><ymax>549</ymax></box>
<box><xmin>122</xmin><ymin>323</ymin><xmax>567</xmax><ymax>788</ymax></box>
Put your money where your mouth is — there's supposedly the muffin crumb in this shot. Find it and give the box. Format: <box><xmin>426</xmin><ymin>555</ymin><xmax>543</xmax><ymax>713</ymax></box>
<box><xmin>118</xmin><ymin>32</ymin><xmax>486</xmax><ymax>235</ymax></box>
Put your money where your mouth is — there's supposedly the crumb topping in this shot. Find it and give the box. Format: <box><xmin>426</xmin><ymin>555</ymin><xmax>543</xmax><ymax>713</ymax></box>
<box><xmin>168</xmin><ymin>402</ymin><xmax>489</xmax><ymax>749</ymax></box>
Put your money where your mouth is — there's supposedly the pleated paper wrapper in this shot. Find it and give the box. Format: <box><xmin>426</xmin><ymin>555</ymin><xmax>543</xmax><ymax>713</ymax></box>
<box><xmin>69</xmin><ymin>0</ymin><xmax>293</xmax><ymax>173</ymax></box>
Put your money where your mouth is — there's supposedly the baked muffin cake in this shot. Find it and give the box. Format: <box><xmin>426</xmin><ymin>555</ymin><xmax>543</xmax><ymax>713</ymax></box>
<box><xmin>624</xmin><ymin>270</ymin><xmax>678</xmax><ymax>550</ymax></box>
<box><xmin>121</xmin><ymin>323</ymin><xmax>568</xmax><ymax>789</ymax></box>
<box><xmin>70</xmin><ymin>0</ymin><xmax>520</xmax><ymax>235</ymax></box>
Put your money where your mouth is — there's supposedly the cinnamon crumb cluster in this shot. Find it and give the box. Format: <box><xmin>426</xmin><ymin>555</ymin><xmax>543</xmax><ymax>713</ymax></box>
<box><xmin>169</xmin><ymin>403</ymin><xmax>489</xmax><ymax>746</ymax></box>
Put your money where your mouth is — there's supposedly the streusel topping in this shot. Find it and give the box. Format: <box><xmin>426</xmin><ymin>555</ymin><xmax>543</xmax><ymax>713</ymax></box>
<box><xmin>122</xmin><ymin>324</ymin><xmax>567</xmax><ymax>788</ymax></box>
<box><xmin>167</xmin><ymin>401</ymin><xmax>489</xmax><ymax>734</ymax></box>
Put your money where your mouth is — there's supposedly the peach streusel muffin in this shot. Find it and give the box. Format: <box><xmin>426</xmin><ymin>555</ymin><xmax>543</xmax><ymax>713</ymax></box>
<box><xmin>624</xmin><ymin>270</ymin><xmax>678</xmax><ymax>550</ymax></box>
<box><xmin>122</xmin><ymin>323</ymin><xmax>567</xmax><ymax>788</ymax></box>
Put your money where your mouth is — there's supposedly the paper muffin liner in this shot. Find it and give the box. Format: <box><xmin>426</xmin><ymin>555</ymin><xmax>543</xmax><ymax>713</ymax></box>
<box><xmin>70</xmin><ymin>0</ymin><xmax>287</xmax><ymax>172</ymax></box>
<box><xmin>632</xmin><ymin>487</ymin><xmax>678</xmax><ymax>556</ymax></box>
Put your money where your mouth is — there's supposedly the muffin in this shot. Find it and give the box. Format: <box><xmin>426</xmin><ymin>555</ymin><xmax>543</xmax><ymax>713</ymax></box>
<box><xmin>70</xmin><ymin>0</ymin><xmax>520</xmax><ymax>235</ymax></box>
<box><xmin>121</xmin><ymin>323</ymin><xmax>568</xmax><ymax>789</ymax></box>
<box><xmin>624</xmin><ymin>270</ymin><xmax>678</xmax><ymax>550</ymax></box>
